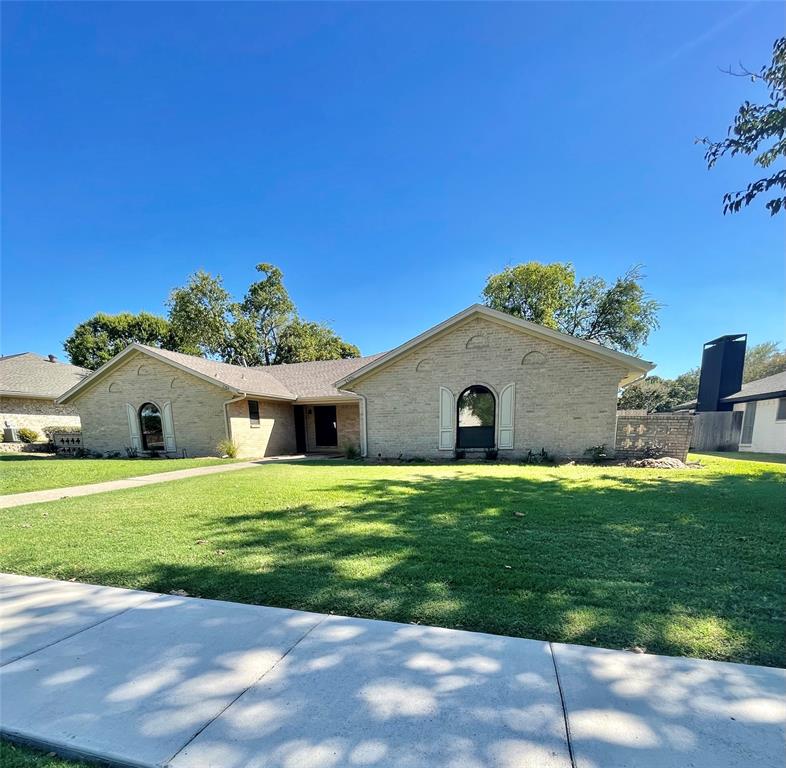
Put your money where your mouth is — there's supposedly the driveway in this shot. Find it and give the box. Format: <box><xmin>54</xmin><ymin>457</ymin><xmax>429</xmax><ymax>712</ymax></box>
<box><xmin>1</xmin><ymin>574</ymin><xmax>783</xmax><ymax>768</ymax></box>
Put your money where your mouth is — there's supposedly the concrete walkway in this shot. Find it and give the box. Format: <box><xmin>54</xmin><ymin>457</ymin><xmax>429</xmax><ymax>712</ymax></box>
<box><xmin>1</xmin><ymin>575</ymin><xmax>784</xmax><ymax>768</ymax></box>
<box><xmin>0</xmin><ymin>455</ymin><xmax>313</xmax><ymax>509</ymax></box>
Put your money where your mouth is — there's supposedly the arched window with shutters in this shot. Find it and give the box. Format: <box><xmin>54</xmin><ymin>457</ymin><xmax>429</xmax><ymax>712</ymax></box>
<box><xmin>139</xmin><ymin>402</ymin><xmax>165</xmax><ymax>452</ymax></box>
<box><xmin>456</xmin><ymin>386</ymin><xmax>496</xmax><ymax>449</ymax></box>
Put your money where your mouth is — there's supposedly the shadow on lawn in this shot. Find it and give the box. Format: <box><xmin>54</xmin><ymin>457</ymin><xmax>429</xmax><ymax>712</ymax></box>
<box><xmin>30</xmin><ymin>463</ymin><xmax>780</xmax><ymax>668</ymax></box>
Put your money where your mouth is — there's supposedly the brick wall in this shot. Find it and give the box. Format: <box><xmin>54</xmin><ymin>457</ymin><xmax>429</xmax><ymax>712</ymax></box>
<box><xmin>227</xmin><ymin>397</ymin><xmax>296</xmax><ymax>457</ymax></box>
<box><xmin>346</xmin><ymin>316</ymin><xmax>630</xmax><ymax>459</ymax></box>
<box><xmin>615</xmin><ymin>413</ymin><xmax>694</xmax><ymax>462</ymax></box>
<box><xmin>0</xmin><ymin>396</ymin><xmax>81</xmax><ymax>440</ymax></box>
<box><xmin>73</xmin><ymin>352</ymin><xmax>231</xmax><ymax>457</ymax></box>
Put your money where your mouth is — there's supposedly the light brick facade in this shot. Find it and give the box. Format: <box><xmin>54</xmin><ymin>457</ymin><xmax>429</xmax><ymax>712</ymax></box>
<box><xmin>73</xmin><ymin>352</ymin><xmax>232</xmax><ymax>457</ymax></box>
<box><xmin>345</xmin><ymin>316</ymin><xmax>630</xmax><ymax>459</ymax></box>
<box><xmin>227</xmin><ymin>397</ymin><xmax>296</xmax><ymax>457</ymax></box>
<box><xmin>64</xmin><ymin>309</ymin><xmax>649</xmax><ymax>461</ymax></box>
<box><xmin>0</xmin><ymin>396</ymin><xmax>80</xmax><ymax>440</ymax></box>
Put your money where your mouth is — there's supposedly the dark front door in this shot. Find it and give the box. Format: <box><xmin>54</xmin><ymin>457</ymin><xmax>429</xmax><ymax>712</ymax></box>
<box><xmin>314</xmin><ymin>405</ymin><xmax>338</xmax><ymax>447</ymax></box>
<box><xmin>294</xmin><ymin>405</ymin><xmax>306</xmax><ymax>453</ymax></box>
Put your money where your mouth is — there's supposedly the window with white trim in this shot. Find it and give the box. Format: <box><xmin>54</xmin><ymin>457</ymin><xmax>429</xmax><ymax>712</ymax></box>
<box><xmin>248</xmin><ymin>399</ymin><xmax>260</xmax><ymax>427</ymax></box>
<box><xmin>777</xmin><ymin>398</ymin><xmax>786</xmax><ymax>421</ymax></box>
<box><xmin>740</xmin><ymin>401</ymin><xmax>757</xmax><ymax>444</ymax></box>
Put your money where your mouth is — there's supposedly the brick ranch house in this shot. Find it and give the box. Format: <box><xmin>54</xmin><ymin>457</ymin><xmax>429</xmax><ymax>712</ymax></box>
<box><xmin>1</xmin><ymin>353</ymin><xmax>88</xmax><ymax>439</ymax></box>
<box><xmin>58</xmin><ymin>305</ymin><xmax>654</xmax><ymax>459</ymax></box>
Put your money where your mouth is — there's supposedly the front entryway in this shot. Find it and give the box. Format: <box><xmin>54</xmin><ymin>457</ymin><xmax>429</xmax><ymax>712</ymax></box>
<box><xmin>294</xmin><ymin>406</ymin><xmax>307</xmax><ymax>453</ymax></box>
<box><xmin>313</xmin><ymin>405</ymin><xmax>338</xmax><ymax>447</ymax></box>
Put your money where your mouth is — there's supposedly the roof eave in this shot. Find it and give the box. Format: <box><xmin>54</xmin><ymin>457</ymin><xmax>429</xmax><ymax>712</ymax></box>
<box><xmin>721</xmin><ymin>389</ymin><xmax>786</xmax><ymax>405</ymax></box>
<box><xmin>0</xmin><ymin>391</ymin><xmax>59</xmax><ymax>401</ymax></box>
<box><xmin>58</xmin><ymin>343</ymin><xmax>298</xmax><ymax>404</ymax></box>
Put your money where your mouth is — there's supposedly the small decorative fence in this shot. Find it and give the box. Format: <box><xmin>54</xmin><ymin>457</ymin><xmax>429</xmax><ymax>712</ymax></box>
<box><xmin>615</xmin><ymin>413</ymin><xmax>695</xmax><ymax>463</ymax></box>
<box><xmin>50</xmin><ymin>431</ymin><xmax>84</xmax><ymax>455</ymax></box>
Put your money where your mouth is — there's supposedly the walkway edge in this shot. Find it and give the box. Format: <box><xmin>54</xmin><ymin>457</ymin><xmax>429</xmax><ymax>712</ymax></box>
<box><xmin>0</xmin><ymin>455</ymin><xmax>313</xmax><ymax>509</ymax></box>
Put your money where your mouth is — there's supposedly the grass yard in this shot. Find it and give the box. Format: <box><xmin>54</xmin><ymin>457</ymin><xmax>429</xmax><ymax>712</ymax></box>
<box><xmin>0</xmin><ymin>453</ymin><xmax>783</xmax><ymax>666</ymax></box>
<box><xmin>0</xmin><ymin>455</ymin><xmax>238</xmax><ymax>495</ymax></box>
<box><xmin>0</xmin><ymin>741</ymin><xmax>93</xmax><ymax>768</ymax></box>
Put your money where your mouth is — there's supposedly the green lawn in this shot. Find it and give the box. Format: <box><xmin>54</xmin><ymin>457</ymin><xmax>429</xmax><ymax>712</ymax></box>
<box><xmin>0</xmin><ymin>741</ymin><xmax>94</xmax><ymax>768</ymax></box>
<box><xmin>0</xmin><ymin>453</ymin><xmax>783</xmax><ymax>666</ymax></box>
<box><xmin>0</xmin><ymin>455</ymin><xmax>239</xmax><ymax>495</ymax></box>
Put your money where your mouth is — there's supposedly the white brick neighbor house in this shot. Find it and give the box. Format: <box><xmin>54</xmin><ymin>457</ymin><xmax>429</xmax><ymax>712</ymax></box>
<box><xmin>0</xmin><ymin>353</ymin><xmax>88</xmax><ymax>439</ymax></box>
<box><xmin>58</xmin><ymin>305</ymin><xmax>653</xmax><ymax>459</ymax></box>
<box><xmin>724</xmin><ymin>372</ymin><xmax>786</xmax><ymax>455</ymax></box>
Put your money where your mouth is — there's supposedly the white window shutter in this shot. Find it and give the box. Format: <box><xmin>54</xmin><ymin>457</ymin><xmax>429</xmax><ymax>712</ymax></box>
<box><xmin>438</xmin><ymin>386</ymin><xmax>454</xmax><ymax>450</ymax></box>
<box><xmin>126</xmin><ymin>403</ymin><xmax>142</xmax><ymax>451</ymax></box>
<box><xmin>162</xmin><ymin>401</ymin><xmax>177</xmax><ymax>453</ymax></box>
<box><xmin>498</xmin><ymin>384</ymin><xmax>515</xmax><ymax>449</ymax></box>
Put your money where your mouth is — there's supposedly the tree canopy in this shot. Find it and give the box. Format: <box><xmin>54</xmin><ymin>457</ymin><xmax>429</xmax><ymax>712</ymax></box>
<box><xmin>66</xmin><ymin>263</ymin><xmax>359</xmax><ymax>369</ymax></box>
<box><xmin>700</xmin><ymin>37</ymin><xmax>785</xmax><ymax>215</ymax></box>
<box><xmin>275</xmin><ymin>319</ymin><xmax>360</xmax><ymax>364</ymax></box>
<box><xmin>64</xmin><ymin>312</ymin><xmax>174</xmax><ymax>370</ymax></box>
<box><xmin>482</xmin><ymin>262</ymin><xmax>660</xmax><ymax>354</ymax></box>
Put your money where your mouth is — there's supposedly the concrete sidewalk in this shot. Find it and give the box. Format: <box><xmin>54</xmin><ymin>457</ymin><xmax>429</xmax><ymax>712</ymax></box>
<box><xmin>0</xmin><ymin>455</ymin><xmax>313</xmax><ymax>509</ymax></box>
<box><xmin>1</xmin><ymin>575</ymin><xmax>783</xmax><ymax>768</ymax></box>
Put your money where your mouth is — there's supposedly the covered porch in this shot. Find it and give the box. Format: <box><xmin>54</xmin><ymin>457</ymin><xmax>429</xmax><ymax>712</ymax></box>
<box><xmin>294</xmin><ymin>399</ymin><xmax>362</xmax><ymax>455</ymax></box>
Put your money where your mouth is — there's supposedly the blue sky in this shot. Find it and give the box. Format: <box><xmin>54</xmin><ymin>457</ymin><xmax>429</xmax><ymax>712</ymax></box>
<box><xmin>2</xmin><ymin>2</ymin><xmax>782</xmax><ymax>378</ymax></box>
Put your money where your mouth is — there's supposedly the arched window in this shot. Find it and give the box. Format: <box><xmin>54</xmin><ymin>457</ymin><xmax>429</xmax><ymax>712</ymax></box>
<box><xmin>139</xmin><ymin>403</ymin><xmax>164</xmax><ymax>452</ymax></box>
<box><xmin>457</xmin><ymin>386</ymin><xmax>495</xmax><ymax>449</ymax></box>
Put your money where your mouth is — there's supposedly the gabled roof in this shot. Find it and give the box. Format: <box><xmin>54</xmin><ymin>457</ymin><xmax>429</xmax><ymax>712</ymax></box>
<box><xmin>57</xmin><ymin>343</ymin><xmax>380</xmax><ymax>404</ymax></box>
<box><xmin>0</xmin><ymin>353</ymin><xmax>90</xmax><ymax>400</ymax></box>
<box><xmin>266</xmin><ymin>355</ymin><xmax>383</xmax><ymax>400</ymax></box>
<box><xmin>336</xmin><ymin>304</ymin><xmax>654</xmax><ymax>388</ymax></box>
<box><xmin>720</xmin><ymin>370</ymin><xmax>786</xmax><ymax>404</ymax></box>
<box><xmin>58</xmin><ymin>344</ymin><xmax>296</xmax><ymax>403</ymax></box>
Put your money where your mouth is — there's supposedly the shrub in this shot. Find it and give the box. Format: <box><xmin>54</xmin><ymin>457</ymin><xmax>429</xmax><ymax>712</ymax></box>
<box><xmin>522</xmin><ymin>448</ymin><xmax>553</xmax><ymax>465</ymax></box>
<box><xmin>453</xmin><ymin>449</ymin><xmax>466</xmax><ymax>460</ymax></box>
<box><xmin>42</xmin><ymin>425</ymin><xmax>81</xmax><ymax>440</ymax></box>
<box><xmin>17</xmin><ymin>427</ymin><xmax>39</xmax><ymax>444</ymax></box>
<box><xmin>125</xmin><ymin>446</ymin><xmax>139</xmax><ymax>458</ymax></box>
<box><xmin>344</xmin><ymin>443</ymin><xmax>361</xmax><ymax>460</ymax></box>
<box><xmin>217</xmin><ymin>439</ymin><xmax>239</xmax><ymax>458</ymax></box>
<box><xmin>643</xmin><ymin>441</ymin><xmax>666</xmax><ymax>459</ymax></box>
<box><xmin>585</xmin><ymin>444</ymin><xmax>608</xmax><ymax>463</ymax></box>
<box><xmin>484</xmin><ymin>448</ymin><xmax>499</xmax><ymax>461</ymax></box>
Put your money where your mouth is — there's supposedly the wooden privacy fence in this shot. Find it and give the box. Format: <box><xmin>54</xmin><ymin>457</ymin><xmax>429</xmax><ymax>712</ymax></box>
<box><xmin>691</xmin><ymin>411</ymin><xmax>742</xmax><ymax>451</ymax></box>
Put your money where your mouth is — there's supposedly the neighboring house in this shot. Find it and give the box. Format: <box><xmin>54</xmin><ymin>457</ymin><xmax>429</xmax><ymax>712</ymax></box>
<box><xmin>723</xmin><ymin>372</ymin><xmax>786</xmax><ymax>454</ymax></box>
<box><xmin>58</xmin><ymin>305</ymin><xmax>653</xmax><ymax>459</ymax></box>
<box><xmin>0</xmin><ymin>353</ymin><xmax>89</xmax><ymax>438</ymax></box>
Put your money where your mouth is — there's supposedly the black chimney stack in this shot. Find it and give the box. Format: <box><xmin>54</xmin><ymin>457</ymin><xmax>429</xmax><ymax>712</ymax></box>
<box><xmin>696</xmin><ymin>334</ymin><xmax>746</xmax><ymax>412</ymax></box>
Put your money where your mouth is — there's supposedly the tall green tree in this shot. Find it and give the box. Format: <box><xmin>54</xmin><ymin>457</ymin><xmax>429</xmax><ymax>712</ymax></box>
<box><xmin>700</xmin><ymin>37</ymin><xmax>785</xmax><ymax>215</ymax></box>
<box><xmin>743</xmin><ymin>341</ymin><xmax>786</xmax><ymax>382</ymax></box>
<box><xmin>167</xmin><ymin>270</ymin><xmax>234</xmax><ymax>359</ymax></box>
<box><xmin>275</xmin><ymin>319</ymin><xmax>360</xmax><ymax>364</ymax></box>
<box><xmin>617</xmin><ymin>376</ymin><xmax>672</xmax><ymax>412</ymax></box>
<box><xmin>482</xmin><ymin>262</ymin><xmax>660</xmax><ymax>354</ymax></box>
<box><xmin>64</xmin><ymin>312</ymin><xmax>174</xmax><ymax>370</ymax></box>
<box><xmin>165</xmin><ymin>263</ymin><xmax>359</xmax><ymax>366</ymax></box>
<box><xmin>240</xmin><ymin>263</ymin><xmax>296</xmax><ymax>365</ymax></box>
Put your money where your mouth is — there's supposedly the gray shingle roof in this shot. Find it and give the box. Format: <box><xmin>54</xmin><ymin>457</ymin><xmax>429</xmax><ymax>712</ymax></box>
<box><xmin>138</xmin><ymin>345</ymin><xmax>381</xmax><ymax>400</ymax></box>
<box><xmin>137</xmin><ymin>346</ymin><xmax>296</xmax><ymax>400</ymax></box>
<box><xmin>720</xmin><ymin>371</ymin><xmax>786</xmax><ymax>403</ymax></box>
<box><xmin>265</xmin><ymin>355</ymin><xmax>384</xmax><ymax>399</ymax></box>
<box><xmin>0</xmin><ymin>353</ymin><xmax>90</xmax><ymax>399</ymax></box>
